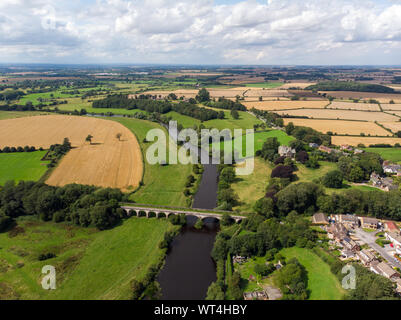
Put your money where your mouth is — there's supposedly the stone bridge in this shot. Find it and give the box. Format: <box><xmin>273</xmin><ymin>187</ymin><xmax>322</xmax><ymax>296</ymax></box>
<box><xmin>121</xmin><ymin>205</ymin><xmax>245</xmax><ymax>223</ymax></box>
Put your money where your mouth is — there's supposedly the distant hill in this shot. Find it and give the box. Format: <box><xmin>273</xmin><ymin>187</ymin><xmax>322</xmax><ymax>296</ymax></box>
<box><xmin>306</xmin><ymin>81</ymin><xmax>395</xmax><ymax>93</ymax></box>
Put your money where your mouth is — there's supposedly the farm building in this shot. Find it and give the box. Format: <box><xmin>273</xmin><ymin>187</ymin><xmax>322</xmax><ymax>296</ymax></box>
<box><xmin>278</xmin><ymin>145</ymin><xmax>296</xmax><ymax>158</ymax></box>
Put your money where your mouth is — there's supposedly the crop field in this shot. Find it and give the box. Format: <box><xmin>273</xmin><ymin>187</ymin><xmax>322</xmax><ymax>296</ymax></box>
<box><xmin>283</xmin><ymin>119</ymin><xmax>391</xmax><ymax>136</ymax></box>
<box><xmin>244</xmin><ymin>88</ymin><xmax>292</xmax><ymax>98</ymax></box>
<box><xmin>327</xmin><ymin>101</ymin><xmax>381</xmax><ymax>111</ymax></box>
<box><xmin>279</xmin><ymin>82</ymin><xmax>316</xmax><ymax>89</ymax></box>
<box><xmin>244</xmin><ymin>82</ymin><xmax>283</xmax><ymax>88</ymax></box>
<box><xmin>0</xmin><ymin>151</ymin><xmax>49</xmax><ymax>185</ymax></box>
<box><xmin>319</xmin><ymin>91</ymin><xmax>401</xmax><ymax>103</ymax></box>
<box><xmin>0</xmin><ymin>115</ymin><xmax>143</xmax><ymax>191</ymax></box>
<box><xmin>244</xmin><ymin>100</ymin><xmax>329</xmax><ymax>111</ymax></box>
<box><xmin>276</xmin><ymin>108</ymin><xmax>399</xmax><ymax>122</ymax></box>
<box><xmin>332</xmin><ymin>136</ymin><xmax>401</xmax><ymax>146</ymax></box>
<box><xmin>378</xmin><ymin>121</ymin><xmax>401</xmax><ymax>133</ymax></box>
<box><xmin>0</xmin><ymin>217</ymin><xmax>172</xmax><ymax>300</ymax></box>
<box><xmin>381</xmin><ymin>104</ymin><xmax>401</xmax><ymax>111</ymax></box>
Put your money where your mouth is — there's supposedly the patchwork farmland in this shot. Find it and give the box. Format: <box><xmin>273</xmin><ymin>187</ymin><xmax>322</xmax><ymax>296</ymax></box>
<box><xmin>326</xmin><ymin>101</ymin><xmax>381</xmax><ymax>111</ymax></box>
<box><xmin>283</xmin><ymin>119</ymin><xmax>392</xmax><ymax>136</ymax></box>
<box><xmin>244</xmin><ymin>100</ymin><xmax>329</xmax><ymax>111</ymax></box>
<box><xmin>0</xmin><ymin>115</ymin><xmax>143</xmax><ymax>191</ymax></box>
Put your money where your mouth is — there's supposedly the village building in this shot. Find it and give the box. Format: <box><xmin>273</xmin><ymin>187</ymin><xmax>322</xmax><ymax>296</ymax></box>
<box><xmin>386</xmin><ymin>231</ymin><xmax>401</xmax><ymax>255</ymax></box>
<box><xmin>340</xmin><ymin>144</ymin><xmax>353</xmax><ymax>152</ymax></box>
<box><xmin>327</xmin><ymin>223</ymin><xmax>348</xmax><ymax>242</ymax></box>
<box><xmin>357</xmin><ymin>249</ymin><xmax>377</xmax><ymax>266</ymax></box>
<box><xmin>312</xmin><ymin>213</ymin><xmax>329</xmax><ymax>226</ymax></box>
<box><xmin>370</xmin><ymin>173</ymin><xmax>397</xmax><ymax>191</ymax></box>
<box><xmin>278</xmin><ymin>145</ymin><xmax>296</xmax><ymax>158</ymax></box>
<box><xmin>318</xmin><ymin>145</ymin><xmax>334</xmax><ymax>154</ymax></box>
<box><xmin>354</xmin><ymin>148</ymin><xmax>364</xmax><ymax>154</ymax></box>
<box><xmin>342</xmin><ymin>237</ymin><xmax>360</xmax><ymax>251</ymax></box>
<box><xmin>385</xmin><ymin>221</ymin><xmax>399</xmax><ymax>233</ymax></box>
<box><xmin>341</xmin><ymin>249</ymin><xmax>356</xmax><ymax>259</ymax></box>
<box><xmin>383</xmin><ymin>164</ymin><xmax>401</xmax><ymax>175</ymax></box>
<box><xmin>360</xmin><ymin>217</ymin><xmax>379</xmax><ymax>229</ymax></box>
<box><xmin>309</xmin><ymin>143</ymin><xmax>319</xmax><ymax>148</ymax></box>
<box><xmin>372</xmin><ymin>262</ymin><xmax>400</xmax><ymax>280</ymax></box>
<box><xmin>337</xmin><ymin>214</ymin><xmax>359</xmax><ymax>228</ymax></box>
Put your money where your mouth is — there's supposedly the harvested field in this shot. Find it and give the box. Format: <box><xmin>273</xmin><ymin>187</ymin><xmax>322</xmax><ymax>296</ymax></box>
<box><xmin>244</xmin><ymin>100</ymin><xmax>329</xmax><ymax>111</ymax></box>
<box><xmin>0</xmin><ymin>115</ymin><xmax>143</xmax><ymax>191</ymax></box>
<box><xmin>279</xmin><ymin>82</ymin><xmax>316</xmax><ymax>89</ymax></box>
<box><xmin>139</xmin><ymin>89</ymin><xmax>198</xmax><ymax>99</ymax></box>
<box><xmin>381</xmin><ymin>104</ymin><xmax>401</xmax><ymax>111</ymax></box>
<box><xmin>379</xmin><ymin>122</ymin><xmax>401</xmax><ymax>134</ymax></box>
<box><xmin>332</xmin><ymin>136</ymin><xmax>401</xmax><ymax>146</ymax></box>
<box><xmin>327</xmin><ymin>101</ymin><xmax>381</xmax><ymax>111</ymax></box>
<box><xmin>244</xmin><ymin>88</ymin><xmax>292</xmax><ymax>98</ymax></box>
<box><xmin>283</xmin><ymin>119</ymin><xmax>391</xmax><ymax>136</ymax></box>
<box><xmin>319</xmin><ymin>91</ymin><xmax>401</xmax><ymax>103</ymax></box>
<box><xmin>275</xmin><ymin>109</ymin><xmax>399</xmax><ymax>122</ymax></box>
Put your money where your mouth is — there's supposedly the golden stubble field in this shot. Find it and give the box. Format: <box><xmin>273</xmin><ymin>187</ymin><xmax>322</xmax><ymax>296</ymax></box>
<box><xmin>0</xmin><ymin>115</ymin><xmax>143</xmax><ymax>191</ymax></box>
<box><xmin>245</xmin><ymin>100</ymin><xmax>329</xmax><ymax>111</ymax></box>
<box><xmin>319</xmin><ymin>91</ymin><xmax>401</xmax><ymax>103</ymax></box>
<box><xmin>327</xmin><ymin>101</ymin><xmax>381</xmax><ymax>111</ymax></box>
<box><xmin>283</xmin><ymin>119</ymin><xmax>391</xmax><ymax>136</ymax></box>
<box><xmin>332</xmin><ymin>136</ymin><xmax>401</xmax><ymax>146</ymax></box>
<box><xmin>275</xmin><ymin>108</ymin><xmax>400</xmax><ymax>122</ymax></box>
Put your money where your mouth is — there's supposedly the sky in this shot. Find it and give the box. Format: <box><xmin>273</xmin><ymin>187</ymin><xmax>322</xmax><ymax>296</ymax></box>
<box><xmin>0</xmin><ymin>0</ymin><xmax>400</xmax><ymax>65</ymax></box>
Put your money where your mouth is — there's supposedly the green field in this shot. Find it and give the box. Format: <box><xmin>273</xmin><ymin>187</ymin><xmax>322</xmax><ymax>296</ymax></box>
<box><xmin>112</xmin><ymin>117</ymin><xmax>192</xmax><ymax>207</ymax></box>
<box><xmin>363</xmin><ymin>147</ymin><xmax>401</xmax><ymax>163</ymax></box>
<box><xmin>232</xmin><ymin>157</ymin><xmax>272</xmax><ymax>212</ymax></box>
<box><xmin>0</xmin><ymin>111</ymin><xmax>51</xmax><ymax>120</ymax></box>
<box><xmin>244</xmin><ymin>82</ymin><xmax>283</xmax><ymax>88</ymax></box>
<box><xmin>0</xmin><ymin>217</ymin><xmax>172</xmax><ymax>300</ymax></box>
<box><xmin>296</xmin><ymin>162</ymin><xmax>338</xmax><ymax>184</ymax></box>
<box><xmin>0</xmin><ymin>151</ymin><xmax>49</xmax><ymax>185</ymax></box>
<box><xmin>280</xmin><ymin>247</ymin><xmax>345</xmax><ymax>300</ymax></box>
<box><xmin>213</xmin><ymin>130</ymin><xmax>294</xmax><ymax>158</ymax></box>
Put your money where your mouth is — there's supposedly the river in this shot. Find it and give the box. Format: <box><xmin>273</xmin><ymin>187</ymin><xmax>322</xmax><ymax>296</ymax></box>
<box><xmin>157</xmin><ymin>124</ymin><xmax>220</xmax><ymax>300</ymax></box>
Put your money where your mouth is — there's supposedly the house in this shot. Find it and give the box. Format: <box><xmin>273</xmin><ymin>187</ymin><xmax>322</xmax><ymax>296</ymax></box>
<box><xmin>278</xmin><ymin>145</ymin><xmax>296</xmax><ymax>158</ymax></box>
<box><xmin>386</xmin><ymin>231</ymin><xmax>401</xmax><ymax>254</ymax></box>
<box><xmin>385</xmin><ymin>221</ymin><xmax>399</xmax><ymax>233</ymax></box>
<box><xmin>337</xmin><ymin>214</ymin><xmax>359</xmax><ymax>228</ymax></box>
<box><xmin>370</xmin><ymin>173</ymin><xmax>397</xmax><ymax>191</ymax></box>
<box><xmin>357</xmin><ymin>249</ymin><xmax>377</xmax><ymax>266</ymax></box>
<box><xmin>354</xmin><ymin>148</ymin><xmax>364</xmax><ymax>154</ymax></box>
<box><xmin>370</xmin><ymin>172</ymin><xmax>382</xmax><ymax>187</ymax></box>
<box><xmin>376</xmin><ymin>262</ymin><xmax>400</xmax><ymax>280</ymax></box>
<box><xmin>309</xmin><ymin>143</ymin><xmax>319</xmax><ymax>148</ymax></box>
<box><xmin>318</xmin><ymin>145</ymin><xmax>334</xmax><ymax>153</ymax></box>
<box><xmin>342</xmin><ymin>237</ymin><xmax>360</xmax><ymax>251</ymax></box>
<box><xmin>341</xmin><ymin>249</ymin><xmax>356</xmax><ymax>259</ymax></box>
<box><xmin>382</xmin><ymin>177</ymin><xmax>398</xmax><ymax>191</ymax></box>
<box><xmin>360</xmin><ymin>217</ymin><xmax>379</xmax><ymax>229</ymax></box>
<box><xmin>383</xmin><ymin>164</ymin><xmax>401</xmax><ymax>174</ymax></box>
<box><xmin>312</xmin><ymin>213</ymin><xmax>329</xmax><ymax>225</ymax></box>
<box><xmin>340</xmin><ymin>144</ymin><xmax>353</xmax><ymax>152</ymax></box>
<box><xmin>328</xmin><ymin>223</ymin><xmax>348</xmax><ymax>242</ymax></box>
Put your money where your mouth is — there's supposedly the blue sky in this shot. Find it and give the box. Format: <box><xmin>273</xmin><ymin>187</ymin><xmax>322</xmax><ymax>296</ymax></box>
<box><xmin>0</xmin><ymin>0</ymin><xmax>400</xmax><ymax>65</ymax></box>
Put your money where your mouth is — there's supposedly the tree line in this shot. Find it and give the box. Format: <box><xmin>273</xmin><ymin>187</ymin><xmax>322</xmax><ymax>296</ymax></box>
<box><xmin>0</xmin><ymin>181</ymin><xmax>128</xmax><ymax>232</ymax></box>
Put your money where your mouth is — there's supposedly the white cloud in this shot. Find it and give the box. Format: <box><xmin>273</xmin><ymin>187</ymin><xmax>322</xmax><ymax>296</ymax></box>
<box><xmin>0</xmin><ymin>0</ymin><xmax>400</xmax><ymax>64</ymax></box>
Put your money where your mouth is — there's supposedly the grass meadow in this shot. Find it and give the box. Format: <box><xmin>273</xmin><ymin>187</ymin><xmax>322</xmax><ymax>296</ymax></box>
<box><xmin>0</xmin><ymin>217</ymin><xmax>172</xmax><ymax>300</ymax></box>
<box><xmin>0</xmin><ymin>151</ymin><xmax>49</xmax><ymax>185</ymax></box>
<box><xmin>113</xmin><ymin>117</ymin><xmax>192</xmax><ymax>207</ymax></box>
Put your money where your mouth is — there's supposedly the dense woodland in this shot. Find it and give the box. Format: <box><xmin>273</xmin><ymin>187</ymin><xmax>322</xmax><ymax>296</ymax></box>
<box><xmin>306</xmin><ymin>81</ymin><xmax>395</xmax><ymax>93</ymax></box>
<box><xmin>0</xmin><ymin>181</ymin><xmax>128</xmax><ymax>232</ymax></box>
